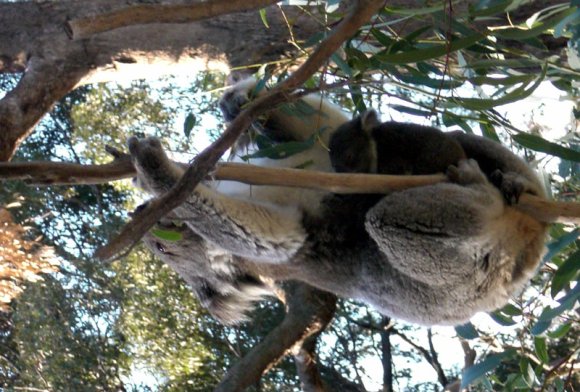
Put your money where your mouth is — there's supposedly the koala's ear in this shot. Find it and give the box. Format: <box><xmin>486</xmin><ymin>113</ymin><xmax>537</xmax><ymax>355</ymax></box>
<box><xmin>360</xmin><ymin>110</ymin><xmax>381</xmax><ymax>132</ymax></box>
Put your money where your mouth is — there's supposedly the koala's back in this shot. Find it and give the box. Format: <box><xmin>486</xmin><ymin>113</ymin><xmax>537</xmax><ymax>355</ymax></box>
<box><xmin>292</xmin><ymin>190</ymin><xmax>546</xmax><ymax>326</ymax></box>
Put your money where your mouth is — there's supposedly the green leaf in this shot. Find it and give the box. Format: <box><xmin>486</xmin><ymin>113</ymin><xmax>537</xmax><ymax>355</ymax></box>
<box><xmin>534</xmin><ymin>337</ymin><xmax>549</xmax><ymax>363</ymax></box>
<box><xmin>469</xmin><ymin>0</ymin><xmax>514</xmax><ymax>17</ymax></box>
<box><xmin>461</xmin><ymin>351</ymin><xmax>514</xmax><ymax>389</ymax></box>
<box><xmin>390</xmin><ymin>104</ymin><xmax>432</xmax><ymax>117</ymax></box>
<box><xmin>490</xmin><ymin>310</ymin><xmax>517</xmax><ymax>326</ymax></box>
<box><xmin>543</xmin><ymin>228</ymin><xmax>580</xmax><ymax>262</ymax></box>
<box><xmin>457</xmin><ymin>66</ymin><xmax>546</xmax><ymax>110</ymax></box>
<box><xmin>480</xmin><ymin>121</ymin><xmax>500</xmax><ymax>142</ymax></box>
<box><xmin>242</xmin><ymin>140</ymin><xmax>314</xmax><ymax>160</ymax></box>
<box><xmin>500</xmin><ymin>303</ymin><xmax>523</xmax><ymax>316</ymax></box>
<box><xmin>396</xmin><ymin>73</ymin><xmax>464</xmax><ymax>89</ymax></box>
<box><xmin>259</xmin><ymin>8</ymin><xmax>269</xmax><ymax>28</ymax></box>
<box><xmin>469</xmin><ymin>74</ymin><xmax>535</xmax><ymax>86</ymax></box>
<box><xmin>375</xmin><ymin>33</ymin><xmax>484</xmax><ymax>64</ymax></box>
<box><xmin>493</xmin><ymin>7</ymin><xmax>577</xmax><ymax>40</ymax></box>
<box><xmin>371</xmin><ymin>28</ymin><xmax>394</xmax><ymax>48</ymax></box>
<box><xmin>183</xmin><ymin>112</ymin><xmax>196</xmax><ymax>138</ymax></box>
<box><xmin>533</xmin><ymin>284</ymin><xmax>580</xmax><ymax>333</ymax></box>
<box><xmin>551</xmin><ymin>249</ymin><xmax>580</xmax><ymax>297</ymax></box>
<box><xmin>547</xmin><ymin>323</ymin><xmax>571</xmax><ymax>339</ymax></box>
<box><xmin>332</xmin><ymin>53</ymin><xmax>353</xmax><ymax>76</ymax></box>
<box><xmin>455</xmin><ymin>322</ymin><xmax>479</xmax><ymax>339</ymax></box>
<box><xmin>531</xmin><ymin>320</ymin><xmax>552</xmax><ymax>336</ymax></box>
<box><xmin>151</xmin><ymin>229</ymin><xmax>183</xmax><ymax>242</ymax></box>
<box><xmin>513</xmin><ymin>133</ymin><xmax>580</xmax><ymax>162</ymax></box>
<box><xmin>442</xmin><ymin>112</ymin><xmax>473</xmax><ymax>133</ymax></box>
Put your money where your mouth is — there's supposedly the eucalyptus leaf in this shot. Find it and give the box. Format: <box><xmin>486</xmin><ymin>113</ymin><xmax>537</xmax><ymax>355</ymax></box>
<box><xmin>461</xmin><ymin>351</ymin><xmax>513</xmax><ymax>389</ymax></box>
<box><xmin>183</xmin><ymin>112</ymin><xmax>196</xmax><ymax>138</ymax></box>
<box><xmin>455</xmin><ymin>322</ymin><xmax>479</xmax><ymax>339</ymax></box>
<box><xmin>493</xmin><ymin>8</ymin><xmax>577</xmax><ymax>40</ymax></box>
<box><xmin>259</xmin><ymin>8</ymin><xmax>269</xmax><ymax>28</ymax></box>
<box><xmin>513</xmin><ymin>133</ymin><xmax>580</xmax><ymax>162</ymax></box>
<box><xmin>151</xmin><ymin>228</ymin><xmax>183</xmax><ymax>242</ymax></box>
<box><xmin>534</xmin><ymin>337</ymin><xmax>549</xmax><ymax>363</ymax></box>
<box><xmin>551</xmin><ymin>249</ymin><xmax>580</xmax><ymax>297</ymax></box>
<box><xmin>376</xmin><ymin>33</ymin><xmax>484</xmax><ymax>64</ymax></box>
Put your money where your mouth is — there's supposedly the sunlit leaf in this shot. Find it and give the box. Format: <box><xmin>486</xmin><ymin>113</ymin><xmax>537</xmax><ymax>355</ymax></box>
<box><xmin>183</xmin><ymin>112</ymin><xmax>196</xmax><ymax>138</ymax></box>
<box><xmin>457</xmin><ymin>66</ymin><xmax>546</xmax><ymax>110</ymax></box>
<box><xmin>551</xmin><ymin>249</ymin><xmax>580</xmax><ymax>297</ymax></box>
<box><xmin>534</xmin><ymin>337</ymin><xmax>549</xmax><ymax>363</ymax></box>
<box><xmin>461</xmin><ymin>351</ymin><xmax>514</xmax><ymax>389</ymax></box>
<box><xmin>259</xmin><ymin>8</ymin><xmax>269</xmax><ymax>28</ymax></box>
<box><xmin>455</xmin><ymin>322</ymin><xmax>479</xmax><ymax>339</ymax></box>
<box><xmin>493</xmin><ymin>7</ymin><xmax>577</xmax><ymax>40</ymax></box>
<box><xmin>151</xmin><ymin>229</ymin><xmax>183</xmax><ymax>242</ymax></box>
<box><xmin>375</xmin><ymin>33</ymin><xmax>484</xmax><ymax>64</ymax></box>
<box><xmin>390</xmin><ymin>104</ymin><xmax>432</xmax><ymax>117</ymax></box>
<box><xmin>513</xmin><ymin>133</ymin><xmax>580</xmax><ymax>162</ymax></box>
<box><xmin>547</xmin><ymin>323</ymin><xmax>571</xmax><ymax>339</ymax></box>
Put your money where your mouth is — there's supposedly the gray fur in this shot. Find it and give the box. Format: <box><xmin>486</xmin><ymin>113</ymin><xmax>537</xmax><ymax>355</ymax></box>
<box><xmin>131</xmin><ymin>77</ymin><xmax>547</xmax><ymax>326</ymax></box>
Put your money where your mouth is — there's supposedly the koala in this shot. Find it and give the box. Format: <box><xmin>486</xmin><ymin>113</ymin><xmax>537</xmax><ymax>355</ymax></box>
<box><xmin>329</xmin><ymin>109</ymin><xmax>466</xmax><ymax>175</ymax></box>
<box><xmin>130</xmin><ymin>77</ymin><xmax>548</xmax><ymax>326</ymax></box>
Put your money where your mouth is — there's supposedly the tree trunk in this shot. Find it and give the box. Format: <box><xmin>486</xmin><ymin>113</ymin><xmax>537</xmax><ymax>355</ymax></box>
<box><xmin>0</xmin><ymin>0</ymin><xmax>321</xmax><ymax>161</ymax></box>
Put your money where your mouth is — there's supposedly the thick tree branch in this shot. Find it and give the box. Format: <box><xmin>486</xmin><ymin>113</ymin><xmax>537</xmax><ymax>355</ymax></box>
<box><xmin>66</xmin><ymin>0</ymin><xmax>279</xmax><ymax>40</ymax></box>
<box><xmin>214</xmin><ymin>283</ymin><xmax>336</xmax><ymax>392</ymax></box>
<box><xmin>94</xmin><ymin>0</ymin><xmax>386</xmax><ymax>261</ymax></box>
<box><xmin>293</xmin><ymin>333</ymin><xmax>326</xmax><ymax>392</ymax></box>
<box><xmin>1</xmin><ymin>159</ymin><xmax>578</xmax><ymax>225</ymax></box>
<box><xmin>0</xmin><ymin>58</ymin><xmax>85</xmax><ymax>161</ymax></box>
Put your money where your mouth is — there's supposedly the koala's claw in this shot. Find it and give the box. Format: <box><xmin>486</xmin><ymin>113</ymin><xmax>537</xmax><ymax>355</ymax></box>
<box><xmin>446</xmin><ymin>159</ymin><xmax>487</xmax><ymax>186</ymax></box>
<box><xmin>490</xmin><ymin>169</ymin><xmax>527</xmax><ymax>205</ymax></box>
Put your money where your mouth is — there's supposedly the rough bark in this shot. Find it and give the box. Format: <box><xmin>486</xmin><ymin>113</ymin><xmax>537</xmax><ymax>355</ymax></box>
<box><xmin>215</xmin><ymin>283</ymin><xmax>337</xmax><ymax>392</ymax></box>
<box><xmin>0</xmin><ymin>0</ymin><xmax>321</xmax><ymax>161</ymax></box>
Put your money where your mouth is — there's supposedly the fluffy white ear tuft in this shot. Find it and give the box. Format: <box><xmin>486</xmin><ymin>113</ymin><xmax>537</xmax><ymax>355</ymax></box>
<box><xmin>361</xmin><ymin>110</ymin><xmax>381</xmax><ymax>132</ymax></box>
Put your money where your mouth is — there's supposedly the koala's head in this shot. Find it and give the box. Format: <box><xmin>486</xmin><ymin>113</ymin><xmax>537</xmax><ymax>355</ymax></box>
<box><xmin>329</xmin><ymin>110</ymin><xmax>381</xmax><ymax>173</ymax></box>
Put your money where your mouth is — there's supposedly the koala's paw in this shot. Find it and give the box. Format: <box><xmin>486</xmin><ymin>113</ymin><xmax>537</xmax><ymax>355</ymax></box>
<box><xmin>489</xmin><ymin>170</ymin><xmax>534</xmax><ymax>205</ymax></box>
<box><xmin>128</xmin><ymin>136</ymin><xmax>180</xmax><ymax>193</ymax></box>
<box><xmin>447</xmin><ymin>159</ymin><xmax>488</xmax><ymax>186</ymax></box>
<box><xmin>128</xmin><ymin>136</ymin><xmax>169</xmax><ymax>173</ymax></box>
<box><xmin>218</xmin><ymin>77</ymin><xmax>257</xmax><ymax>122</ymax></box>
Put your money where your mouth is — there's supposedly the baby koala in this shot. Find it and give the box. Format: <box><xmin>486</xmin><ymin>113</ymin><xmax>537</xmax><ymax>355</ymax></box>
<box><xmin>329</xmin><ymin>110</ymin><xmax>466</xmax><ymax>175</ymax></box>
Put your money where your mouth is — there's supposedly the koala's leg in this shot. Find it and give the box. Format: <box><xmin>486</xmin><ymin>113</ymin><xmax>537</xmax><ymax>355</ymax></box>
<box><xmin>365</xmin><ymin>160</ymin><xmax>505</xmax><ymax>286</ymax></box>
<box><xmin>129</xmin><ymin>137</ymin><xmax>307</xmax><ymax>262</ymax></box>
<box><xmin>449</xmin><ymin>132</ymin><xmax>546</xmax><ymax>198</ymax></box>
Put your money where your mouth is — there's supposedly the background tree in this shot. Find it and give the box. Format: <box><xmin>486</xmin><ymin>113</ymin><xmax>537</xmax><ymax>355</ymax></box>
<box><xmin>0</xmin><ymin>0</ymin><xmax>579</xmax><ymax>391</ymax></box>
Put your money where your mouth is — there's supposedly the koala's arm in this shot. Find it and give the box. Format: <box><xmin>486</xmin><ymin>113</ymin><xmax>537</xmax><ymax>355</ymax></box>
<box><xmin>129</xmin><ymin>137</ymin><xmax>307</xmax><ymax>263</ymax></box>
<box><xmin>449</xmin><ymin>132</ymin><xmax>546</xmax><ymax>198</ymax></box>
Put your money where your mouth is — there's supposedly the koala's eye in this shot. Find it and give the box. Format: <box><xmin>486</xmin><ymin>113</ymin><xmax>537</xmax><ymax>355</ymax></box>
<box><xmin>155</xmin><ymin>242</ymin><xmax>166</xmax><ymax>254</ymax></box>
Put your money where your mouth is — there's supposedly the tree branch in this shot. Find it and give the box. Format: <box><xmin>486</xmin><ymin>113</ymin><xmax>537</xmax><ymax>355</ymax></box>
<box><xmin>1</xmin><ymin>158</ymin><xmax>578</xmax><ymax>225</ymax></box>
<box><xmin>66</xmin><ymin>0</ymin><xmax>280</xmax><ymax>40</ymax></box>
<box><xmin>214</xmin><ymin>283</ymin><xmax>336</xmax><ymax>392</ymax></box>
<box><xmin>392</xmin><ymin>328</ymin><xmax>449</xmax><ymax>388</ymax></box>
<box><xmin>94</xmin><ymin>0</ymin><xmax>386</xmax><ymax>261</ymax></box>
<box><xmin>0</xmin><ymin>58</ymin><xmax>85</xmax><ymax>161</ymax></box>
<box><xmin>293</xmin><ymin>334</ymin><xmax>326</xmax><ymax>392</ymax></box>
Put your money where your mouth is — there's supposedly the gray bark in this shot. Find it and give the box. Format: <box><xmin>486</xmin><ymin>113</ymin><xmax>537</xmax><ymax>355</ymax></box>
<box><xmin>0</xmin><ymin>0</ymin><xmax>321</xmax><ymax>160</ymax></box>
